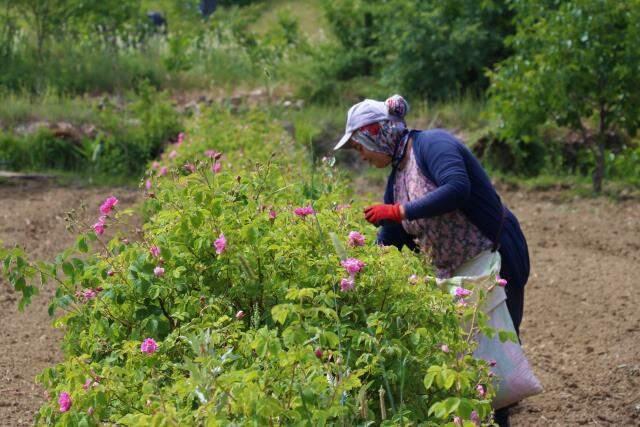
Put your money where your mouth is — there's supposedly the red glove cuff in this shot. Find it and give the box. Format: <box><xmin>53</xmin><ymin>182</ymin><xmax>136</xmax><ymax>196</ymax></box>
<box><xmin>364</xmin><ymin>204</ymin><xmax>404</xmax><ymax>225</ymax></box>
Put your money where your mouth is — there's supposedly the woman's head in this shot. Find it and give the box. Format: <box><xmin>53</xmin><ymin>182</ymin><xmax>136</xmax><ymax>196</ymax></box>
<box><xmin>334</xmin><ymin>95</ymin><xmax>410</xmax><ymax>168</ymax></box>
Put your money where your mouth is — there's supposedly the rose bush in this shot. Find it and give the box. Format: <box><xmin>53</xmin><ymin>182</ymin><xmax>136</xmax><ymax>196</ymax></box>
<box><xmin>2</xmin><ymin>109</ymin><xmax>500</xmax><ymax>426</ymax></box>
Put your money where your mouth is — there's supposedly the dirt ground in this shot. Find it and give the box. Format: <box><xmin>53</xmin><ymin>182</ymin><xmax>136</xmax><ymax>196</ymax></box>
<box><xmin>0</xmin><ymin>179</ymin><xmax>140</xmax><ymax>426</ymax></box>
<box><xmin>0</xmin><ymin>180</ymin><xmax>639</xmax><ymax>426</ymax></box>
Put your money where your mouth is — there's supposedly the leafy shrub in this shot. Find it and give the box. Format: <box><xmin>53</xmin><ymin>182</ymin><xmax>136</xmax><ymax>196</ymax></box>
<box><xmin>320</xmin><ymin>0</ymin><xmax>514</xmax><ymax>100</ymax></box>
<box><xmin>489</xmin><ymin>0</ymin><xmax>640</xmax><ymax>192</ymax></box>
<box><xmin>3</xmin><ymin>109</ymin><xmax>499</xmax><ymax>425</ymax></box>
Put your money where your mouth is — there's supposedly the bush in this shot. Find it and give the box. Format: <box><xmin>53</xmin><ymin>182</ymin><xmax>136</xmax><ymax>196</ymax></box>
<box><xmin>3</xmin><ymin>109</ymin><xmax>499</xmax><ymax>426</ymax></box>
<box><xmin>489</xmin><ymin>0</ymin><xmax>640</xmax><ymax>192</ymax></box>
<box><xmin>320</xmin><ymin>0</ymin><xmax>514</xmax><ymax>100</ymax></box>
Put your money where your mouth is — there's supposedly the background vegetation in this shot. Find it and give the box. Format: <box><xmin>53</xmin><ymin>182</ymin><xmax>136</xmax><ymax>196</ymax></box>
<box><xmin>1</xmin><ymin>0</ymin><xmax>638</xmax><ymax>191</ymax></box>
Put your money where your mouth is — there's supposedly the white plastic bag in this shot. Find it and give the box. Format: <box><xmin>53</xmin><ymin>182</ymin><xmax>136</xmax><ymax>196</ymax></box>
<box><xmin>437</xmin><ymin>250</ymin><xmax>543</xmax><ymax>409</ymax></box>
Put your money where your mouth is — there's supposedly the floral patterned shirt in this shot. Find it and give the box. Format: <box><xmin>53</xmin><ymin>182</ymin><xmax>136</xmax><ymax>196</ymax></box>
<box><xmin>393</xmin><ymin>148</ymin><xmax>493</xmax><ymax>278</ymax></box>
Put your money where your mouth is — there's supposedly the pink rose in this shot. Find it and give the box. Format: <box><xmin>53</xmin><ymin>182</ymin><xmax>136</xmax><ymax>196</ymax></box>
<box><xmin>153</xmin><ymin>266</ymin><xmax>165</xmax><ymax>277</ymax></box>
<box><xmin>341</xmin><ymin>258</ymin><xmax>365</xmax><ymax>275</ymax></box>
<box><xmin>184</xmin><ymin>163</ymin><xmax>196</xmax><ymax>173</ymax></box>
<box><xmin>235</xmin><ymin>310</ymin><xmax>245</xmax><ymax>319</ymax></box>
<box><xmin>470</xmin><ymin>410</ymin><xmax>480</xmax><ymax>425</ymax></box>
<box><xmin>150</xmin><ymin>245</ymin><xmax>160</xmax><ymax>258</ymax></box>
<box><xmin>58</xmin><ymin>392</ymin><xmax>72</xmax><ymax>412</ymax></box>
<box><xmin>140</xmin><ymin>338</ymin><xmax>158</xmax><ymax>354</ymax></box>
<box><xmin>294</xmin><ymin>205</ymin><xmax>315</xmax><ymax>217</ymax></box>
<box><xmin>151</xmin><ymin>161</ymin><xmax>160</xmax><ymax>170</ymax></box>
<box><xmin>348</xmin><ymin>231</ymin><xmax>365</xmax><ymax>247</ymax></box>
<box><xmin>340</xmin><ymin>277</ymin><xmax>355</xmax><ymax>292</ymax></box>
<box><xmin>441</xmin><ymin>344</ymin><xmax>450</xmax><ymax>353</ymax></box>
<box><xmin>214</xmin><ymin>233</ymin><xmax>226</xmax><ymax>255</ymax></box>
<box><xmin>159</xmin><ymin>166</ymin><xmax>168</xmax><ymax>176</ymax></box>
<box><xmin>205</xmin><ymin>150</ymin><xmax>222</xmax><ymax>159</ymax></box>
<box><xmin>454</xmin><ymin>287</ymin><xmax>472</xmax><ymax>298</ymax></box>
<box><xmin>99</xmin><ymin>196</ymin><xmax>118</xmax><ymax>215</ymax></box>
<box><xmin>92</xmin><ymin>216</ymin><xmax>106</xmax><ymax>236</ymax></box>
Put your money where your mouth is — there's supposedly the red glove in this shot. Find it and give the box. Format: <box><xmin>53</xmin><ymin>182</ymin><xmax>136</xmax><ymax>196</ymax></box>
<box><xmin>364</xmin><ymin>204</ymin><xmax>403</xmax><ymax>225</ymax></box>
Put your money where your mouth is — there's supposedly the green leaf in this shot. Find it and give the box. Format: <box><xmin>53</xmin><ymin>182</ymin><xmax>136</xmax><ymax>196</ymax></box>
<box><xmin>62</xmin><ymin>262</ymin><xmax>74</xmax><ymax>277</ymax></box>
<box><xmin>271</xmin><ymin>304</ymin><xmax>290</xmax><ymax>325</ymax></box>
<box><xmin>77</xmin><ymin>237</ymin><xmax>89</xmax><ymax>253</ymax></box>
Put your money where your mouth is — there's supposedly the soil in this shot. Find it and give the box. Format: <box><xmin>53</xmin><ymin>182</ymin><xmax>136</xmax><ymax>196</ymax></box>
<box><xmin>0</xmin><ymin>180</ymin><xmax>639</xmax><ymax>426</ymax></box>
<box><xmin>0</xmin><ymin>180</ymin><xmax>140</xmax><ymax>426</ymax></box>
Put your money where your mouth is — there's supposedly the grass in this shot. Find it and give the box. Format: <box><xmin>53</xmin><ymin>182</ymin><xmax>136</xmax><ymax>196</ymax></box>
<box><xmin>0</xmin><ymin>91</ymin><xmax>101</xmax><ymax>129</ymax></box>
<box><xmin>250</xmin><ymin>0</ymin><xmax>332</xmax><ymax>43</ymax></box>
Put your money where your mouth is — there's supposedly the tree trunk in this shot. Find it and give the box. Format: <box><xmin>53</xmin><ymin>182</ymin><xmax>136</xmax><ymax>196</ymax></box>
<box><xmin>592</xmin><ymin>103</ymin><xmax>607</xmax><ymax>193</ymax></box>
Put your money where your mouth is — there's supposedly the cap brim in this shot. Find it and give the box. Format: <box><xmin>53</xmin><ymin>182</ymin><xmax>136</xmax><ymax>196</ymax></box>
<box><xmin>333</xmin><ymin>132</ymin><xmax>353</xmax><ymax>151</ymax></box>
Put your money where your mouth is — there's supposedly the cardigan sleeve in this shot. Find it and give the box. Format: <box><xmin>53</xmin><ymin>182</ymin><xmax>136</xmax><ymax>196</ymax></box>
<box><xmin>376</xmin><ymin>222</ymin><xmax>418</xmax><ymax>252</ymax></box>
<box><xmin>403</xmin><ymin>138</ymin><xmax>471</xmax><ymax>221</ymax></box>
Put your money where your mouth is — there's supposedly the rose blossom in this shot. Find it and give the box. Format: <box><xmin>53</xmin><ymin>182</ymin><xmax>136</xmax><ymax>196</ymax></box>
<box><xmin>92</xmin><ymin>216</ymin><xmax>106</xmax><ymax>236</ymax></box>
<box><xmin>150</xmin><ymin>245</ymin><xmax>160</xmax><ymax>258</ymax></box>
<box><xmin>454</xmin><ymin>287</ymin><xmax>472</xmax><ymax>298</ymax></box>
<box><xmin>214</xmin><ymin>233</ymin><xmax>226</xmax><ymax>254</ymax></box>
<box><xmin>151</xmin><ymin>161</ymin><xmax>160</xmax><ymax>170</ymax></box>
<box><xmin>470</xmin><ymin>410</ymin><xmax>480</xmax><ymax>425</ymax></box>
<box><xmin>159</xmin><ymin>166</ymin><xmax>168</xmax><ymax>176</ymax></box>
<box><xmin>453</xmin><ymin>416</ymin><xmax>462</xmax><ymax>427</ymax></box>
<box><xmin>58</xmin><ymin>392</ymin><xmax>72</xmax><ymax>412</ymax></box>
<box><xmin>184</xmin><ymin>163</ymin><xmax>196</xmax><ymax>173</ymax></box>
<box><xmin>341</xmin><ymin>258</ymin><xmax>365</xmax><ymax>275</ymax></box>
<box><xmin>145</xmin><ymin>179</ymin><xmax>152</xmax><ymax>190</ymax></box>
<box><xmin>476</xmin><ymin>384</ymin><xmax>486</xmax><ymax>398</ymax></box>
<box><xmin>83</xmin><ymin>378</ymin><xmax>99</xmax><ymax>390</ymax></box>
<box><xmin>205</xmin><ymin>150</ymin><xmax>222</xmax><ymax>159</ymax></box>
<box><xmin>294</xmin><ymin>205</ymin><xmax>315</xmax><ymax>217</ymax></box>
<box><xmin>99</xmin><ymin>196</ymin><xmax>118</xmax><ymax>215</ymax></box>
<box><xmin>153</xmin><ymin>266</ymin><xmax>165</xmax><ymax>277</ymax></box>
<box><xmin>441</xmin><ymin>344</ymin><xmax>450</xmax><ymax>353</ymax></box>
<box><xmin>340</xmin><ymin>277</ymin><xmax>355</xmax><ymax>292</ymax></box>
<box><xmin>235</xmin><ymin>310</ymin><xmax>245</xmax><ymax>319</ymax></box>
<box><xmin>348</xmin><ymin>231</ymin><xmax>365</xmax><ymax>247</ymax></box>
<box><xmin>140</xmin><ymin>338</ymin><xmax>158</xmax><ymax>354</ymax></box>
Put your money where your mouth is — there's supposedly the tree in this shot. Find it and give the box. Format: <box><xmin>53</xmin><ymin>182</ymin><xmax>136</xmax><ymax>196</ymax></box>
<box><xmin>489</xmin><ymin>0</ymin><xmax>640</xmax><ymax>192</ymax></box>
<box><xmin>322</xmin><ymin>0</ymin><xmax>515</xmax><ymax>100</ymax></box>
<box><xmin>13</xmin><ymin>0</ymin><xmax>81</xmax><ymax>59</ymax></box>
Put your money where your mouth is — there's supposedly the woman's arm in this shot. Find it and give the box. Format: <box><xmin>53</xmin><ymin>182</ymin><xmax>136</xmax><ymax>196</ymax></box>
<box><xmin>376</xmin><ymin>223</ymin><xmax>418</xmax><ymax>251</ymax></box>
<box><xmin>403</xmin><ymin>138</ymin><xmax>471</xmax><ymax>220</ymax></box>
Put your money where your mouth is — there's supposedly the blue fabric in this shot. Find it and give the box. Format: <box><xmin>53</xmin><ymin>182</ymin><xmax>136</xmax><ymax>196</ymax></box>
<box><xmin>377</xmin><ymin>129</ymin><xmax>530</xmax><ymax>289</ymax></box>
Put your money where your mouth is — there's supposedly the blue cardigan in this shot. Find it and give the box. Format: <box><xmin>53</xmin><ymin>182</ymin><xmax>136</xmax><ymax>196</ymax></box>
<box><xmin>377</xmin><ymin>129</ymin><xmax>530</xmax><ymax>289</ymax></box>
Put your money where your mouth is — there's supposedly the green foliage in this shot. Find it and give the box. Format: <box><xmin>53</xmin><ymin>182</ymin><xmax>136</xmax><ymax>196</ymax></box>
<box><xmin>2</xmin><ymin>109</ymin><xmax>497</xmax><ymax>425</ymax></box>
<box><xmin>489</xmin><ymin>0</ymin><xmax>640</xmax><ymax>191</ymax></box>
<box><xmin>318</xmin><ymin>0</ymin><xmax>514</xmax><ymax>100</ymax></box>
<box><xmin>0</xmin><ymin>87</ymin><xmax>181</xmax><ymax>178</ymax></box>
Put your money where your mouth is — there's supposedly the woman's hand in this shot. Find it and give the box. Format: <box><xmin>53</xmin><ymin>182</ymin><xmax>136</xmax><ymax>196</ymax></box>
<box><xmin>364</xmin><ymin>204</ymin><xmax>404</xmax><ymax>225</ymax></box>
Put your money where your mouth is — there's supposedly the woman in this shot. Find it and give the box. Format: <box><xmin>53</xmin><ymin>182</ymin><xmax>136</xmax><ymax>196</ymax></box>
<box><xmin>334</xmin><ymin>95</ymin><xmax>530</xmax><ymax>427</ymax></box>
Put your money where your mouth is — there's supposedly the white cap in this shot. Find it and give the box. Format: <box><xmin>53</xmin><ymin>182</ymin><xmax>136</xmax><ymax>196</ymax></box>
<box><xmin>334</xmin><ymin>99</ymin><xmax>390</xmax><ymax>150</ymax></box>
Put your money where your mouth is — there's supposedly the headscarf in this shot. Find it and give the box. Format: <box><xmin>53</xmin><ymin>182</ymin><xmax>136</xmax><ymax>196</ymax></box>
<box><xmin>351</xmin><ymin>94</ymin><xmax>411</xmax><ymax>168</ymax></box>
